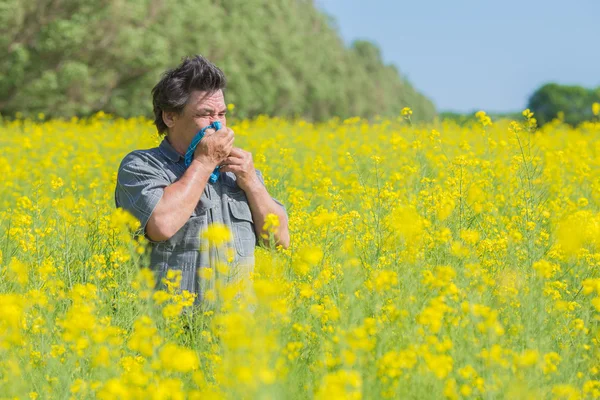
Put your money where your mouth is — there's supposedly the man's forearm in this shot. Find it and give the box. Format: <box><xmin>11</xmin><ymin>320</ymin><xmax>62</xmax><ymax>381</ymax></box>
<box><xmin>146</xmin><ymin>159</ymin><xmax>214</xmax><ymax>241</ymax></box>
<box><xmin>244</xmin><ymin>182</ymin><xmax>290</xmax><ymax>248</ymax></box>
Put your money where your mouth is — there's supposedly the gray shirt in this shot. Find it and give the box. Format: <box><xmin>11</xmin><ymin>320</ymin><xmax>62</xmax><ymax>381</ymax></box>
<box><xmin>114</xmin><ymin>136</ymin><xmax>287</xmax><ymax>305</ymax></box>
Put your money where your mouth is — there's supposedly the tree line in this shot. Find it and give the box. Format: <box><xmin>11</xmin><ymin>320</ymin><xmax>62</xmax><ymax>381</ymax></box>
<box><xmin>0</xmin><ymin>0</ymin><xmax>436</xmax><ymax>123</ymax></box>
<box><xmin>440</xmin><ymin>83</ymin><xmax>600</xmax><ymax>127</ymax></box>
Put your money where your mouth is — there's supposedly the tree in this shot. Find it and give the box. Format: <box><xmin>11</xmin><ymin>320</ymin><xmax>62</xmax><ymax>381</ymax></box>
<box><xmin>527</xmin><ymin>83</ymin><xmax>599</xmax><ymax>126</ymax></box>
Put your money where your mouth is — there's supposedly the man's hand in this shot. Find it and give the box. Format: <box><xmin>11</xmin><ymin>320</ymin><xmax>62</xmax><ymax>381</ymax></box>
<box><xmin>219</xmin><ymin>147</ymin><xmax>262</xmax><ymax>192</ymax></box>
<box><xmin>193</xmin><ymin>126</ymin><xmax>235</xmax><ymax>169</ymax></box>
<box><xmin>220</xmin><ymin>147</ymin><xmax>290</xmax><ymax>249</ymax></box>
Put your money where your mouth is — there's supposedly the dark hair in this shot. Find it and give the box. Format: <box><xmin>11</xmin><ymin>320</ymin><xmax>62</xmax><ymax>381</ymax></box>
<box><xmin>151</xmin><ymin>55</ymin><xmax>227</xmax><ymax>135</ymax></box>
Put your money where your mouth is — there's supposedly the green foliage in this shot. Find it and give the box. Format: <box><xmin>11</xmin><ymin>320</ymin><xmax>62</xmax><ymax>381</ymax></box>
<box><xmin>438</xmin><ymin>111</ymin><xmax>475</xmax><ymax>125</ymax></box>
<box><xmin>0</xmin><ymin>0</ymin><xmax>435</xmax><ymax>123</ymax></box>
<box><xmin>439</xmin><ymin>111</ymin><xmax>523</xmax><ymax>126</ymax></box>
<box><xmin>488</xmin><ymin>111</ymin><xmax>523</xmax><ymax>122</ymax></box>
<box><xmin>527</xmin><ymin>83</ymin><xmax>600</xmax><ymax>126</ymax></box>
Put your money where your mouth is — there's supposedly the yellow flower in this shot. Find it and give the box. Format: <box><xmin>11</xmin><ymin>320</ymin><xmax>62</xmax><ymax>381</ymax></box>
<box><xmin>460</xmin><ymin>229</ymin><xmax>480</xmax><ymax>245</ymax></box>
<box><xmin>199</xmin><ymin>267</ymin><xmax>214</xmax><ymax>280</ymax></box>
<box><xmin>8</xmin><ymin>257</ymin><xmax>29</xmax><ymax>286</ymax></box>
<box><xmin>316</xmin><ymin>370</ymin><xmax>362</xmax><ymax>400</ymax></box>
<box><xmin>516</xmin><ymin>349</ymin><xmax>539</xmax><ymax>367</ymax></box>
<box><xmin>533</xmin><ymin>259</ymin><xmax>560</xmax><ymax>279</ymax></box>
<box><xmin>127</xmin><ymin>316</ymin><xmax>162</xmax><ymax>357</ymax></box>
<box><xmin>262</xmin><ymin>213</ymin><xmax>280</xmax><ymax>237</ymax></box>
<box><xmin>444</xmin><ymin>379</ymin><xmax>459</xmax><ymax>400</ymax></box>
<box><xmin>299</xmin><ymin>283</ymin><xmax>315</xmax><ymax>298</ymax></box>
<box><xmin>96</xmin><ymin>378</ymin><xmax>129</xmax><ymax>400</ymax></box>
<box><xmin>543</xmin><ymin>352</ymin><xmax>561</xmax><ymax>375</ymax></box>
<box><xmin>372</xmin><ymin>269</ymin><xmax>398</xmax><ymax>292</ymax></box>
<box><xmin>424</xmin><ymin>353</ymin><xmax>453</xmax><ymax>379</ymax></box>
<box><xmin>50</xmin><ymin>177</ymin><xmax>64</xmax><ymax>190</ymax></box>
<box><xmin>293</xmin><ymin>246</ymin><xmax>323</xmax><ymax>276</ymax></box>
<box><xmin>522</xmin><ymin>108</ymin><xmax>534</xmax><ymax>118</ymax></box>
<box><xmin>377</xmin><ymin>348</ymin><xmax>417</xmax><ymax>379</ymax></box>
<box><xmin>159</xmin><ymin>343</ymin><xmax>199</xmax><ymax>373</ymax></box>
<box><xmin>401</xmin><ymin>107</ymin><xmax>413</xmax><ymax>116</ymax></box>
<box><xmin>70</xmin><ymin>378</ymin><xmax>87</xmax><ymax>394</ymax></box>
<box><xmin>92</xmin><ymin>347</ymin><xmax>111</xmax><ymax>368</ymax></box>
<box><xmin>475</xmin><ymin>110</ymin><xmax>492</xmax><ymax>126</ymax></box>
<box><xmin>202</xmin><ymin>223</ymin><xmax>232</xmax><ymax>246</ymax></box>
<box><xmin>551</xmin><ymin>385</ymin><xmax>580</xmax><ymax>400</ymax></box>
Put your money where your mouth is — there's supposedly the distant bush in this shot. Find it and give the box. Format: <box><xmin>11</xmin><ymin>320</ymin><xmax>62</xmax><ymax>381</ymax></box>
<box><xmin>527</xmin><ymin>83</ymin><xmax>600</xmax><ymax>126</ymax></box>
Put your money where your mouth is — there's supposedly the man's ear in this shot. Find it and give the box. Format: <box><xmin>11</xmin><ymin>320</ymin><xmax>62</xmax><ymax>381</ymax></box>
<box><xmin>162</xmin><ymin>110</ymin><xmax>178</xmax><ymax>128</ymax></box>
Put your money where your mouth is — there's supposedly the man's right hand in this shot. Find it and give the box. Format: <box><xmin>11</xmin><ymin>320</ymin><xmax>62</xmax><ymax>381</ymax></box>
<box><xmin>193</xmin><ymin>126</ymin><xmax>235</xmax><ymax>169</ymax></box>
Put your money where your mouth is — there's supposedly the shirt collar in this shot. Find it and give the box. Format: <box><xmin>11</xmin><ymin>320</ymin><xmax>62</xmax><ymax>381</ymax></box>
<box><xmin>159</xmin><ymin>136</ymin><xmax>184</xmax><ymax>163</ymax></box>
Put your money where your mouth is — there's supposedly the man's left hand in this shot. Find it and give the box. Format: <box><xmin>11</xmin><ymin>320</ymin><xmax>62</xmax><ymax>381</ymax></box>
<box><xmin>219</xmin><ymin>147</ymin><xmax>261</xmax><ymax>192</ymax></box>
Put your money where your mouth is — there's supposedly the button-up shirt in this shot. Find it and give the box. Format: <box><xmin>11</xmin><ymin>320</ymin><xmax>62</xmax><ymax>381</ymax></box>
<box><xmin>114</xmin><ymin>137</ymin><xmax>286</xmax><ymax>305</ymax></box>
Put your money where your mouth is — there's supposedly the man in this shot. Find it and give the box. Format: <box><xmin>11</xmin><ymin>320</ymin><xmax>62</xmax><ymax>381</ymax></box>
<box><xmin>114</xmin><ymin>55</ymin><xmax>290</xmax><ymax>305</ymax></box>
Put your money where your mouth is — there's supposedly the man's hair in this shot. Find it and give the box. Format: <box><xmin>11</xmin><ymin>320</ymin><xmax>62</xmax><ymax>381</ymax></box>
<box><xmin>151</xmin><ymin>55</ymin><xmax>227</xmax><ymax>135</ymax></box>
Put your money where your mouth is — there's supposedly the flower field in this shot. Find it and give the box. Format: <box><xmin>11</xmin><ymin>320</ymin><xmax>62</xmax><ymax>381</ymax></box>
<box><xmin>1</xmin><ymin>111</ymin><xmax>600</xmax><ymax>399</ymax></box>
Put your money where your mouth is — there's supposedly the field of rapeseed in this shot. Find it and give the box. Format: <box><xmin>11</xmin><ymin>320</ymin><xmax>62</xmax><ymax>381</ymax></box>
<box><xmin>1</xmin><ymin>109</ymin><xmax>600</xmax><ymax>399</ymax></box>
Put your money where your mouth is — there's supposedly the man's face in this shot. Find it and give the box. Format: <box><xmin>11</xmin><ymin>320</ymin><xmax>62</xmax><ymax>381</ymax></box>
<box><xmin>167</xmin><ymin>89</ymin><xmax>227</xmax><ymax>142</ymax></box>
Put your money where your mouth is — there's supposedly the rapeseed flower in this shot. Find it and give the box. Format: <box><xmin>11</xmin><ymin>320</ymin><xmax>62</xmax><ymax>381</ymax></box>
<box><xmin>0</xmin><ymin>113</ymin><xmax>598</xmax><ymax>398</ymax></box>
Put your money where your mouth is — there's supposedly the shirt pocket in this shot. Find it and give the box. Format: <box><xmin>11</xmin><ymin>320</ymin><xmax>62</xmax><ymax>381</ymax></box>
<box><xmin>228</xmin><ymin>196</ymin><xmax>256</xmax><ymax>257</ymax></box>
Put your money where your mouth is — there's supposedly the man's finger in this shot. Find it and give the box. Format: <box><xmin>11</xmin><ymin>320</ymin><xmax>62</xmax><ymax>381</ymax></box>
<box><xmin>228</xmin><ymin>147</ymin><xmax>246</xmax><ymax>157</ymax></box>
<box><xmin>217</xmin><ymin>127</ymin><xmax>233</xmax><ymax>137</ymax></box>
<box><xmin>220</xmin><ymin>164</ymin><xmax>243</xmax><ymax>174</ymax></box>
<box><xmin>204</xmin><ymin>125</ymin><xmax>229</xmax><ymax>136</ymax></box>
<box><xmin>222</xmin><ymin>155</ymin><xmax>244</xmax><ymax>165</ymax></box>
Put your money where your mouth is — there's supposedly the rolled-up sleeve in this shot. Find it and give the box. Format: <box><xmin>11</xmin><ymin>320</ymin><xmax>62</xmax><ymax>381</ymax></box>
<box><xmin>115</xmin><ymin>152</ymin><xmax>169</xmax><ymax>234</ymax></box>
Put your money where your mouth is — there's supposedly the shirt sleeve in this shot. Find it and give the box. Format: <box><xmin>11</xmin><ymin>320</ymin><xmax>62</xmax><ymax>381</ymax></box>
<box><xmin>115</xmin><ymin>151</ymin><xmax>169</xmax><ymax>236</ymax></box>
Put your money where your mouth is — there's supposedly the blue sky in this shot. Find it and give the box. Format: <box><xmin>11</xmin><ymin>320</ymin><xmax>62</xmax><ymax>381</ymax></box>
<box><xmin>316</xmin><ymin>0</ymin><xmax>600</xmax><ymax>113</ymax></box>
